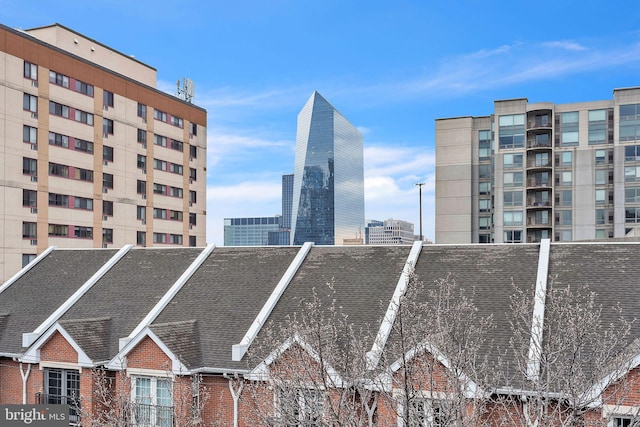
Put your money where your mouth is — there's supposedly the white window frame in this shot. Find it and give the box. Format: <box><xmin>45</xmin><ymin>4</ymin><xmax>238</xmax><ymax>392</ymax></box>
<box><xmin>131</xmin><ymin>374</ymin><xmax>173</xmax><ymax>427</ymax></box>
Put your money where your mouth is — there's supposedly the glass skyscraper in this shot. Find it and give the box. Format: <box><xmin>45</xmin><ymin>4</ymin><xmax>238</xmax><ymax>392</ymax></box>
<box><xmin>291</xmin><ymin>91</ymin><xmax>364</xmax><ymax>245</ymax></box>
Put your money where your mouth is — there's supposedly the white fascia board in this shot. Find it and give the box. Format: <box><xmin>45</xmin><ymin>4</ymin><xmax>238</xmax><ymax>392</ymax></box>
<box><xmin>125</xmin><ymin>243</ymin><xmax>215</xmax><ymax>344</ymax></box>
<box><xmin>21</xmin><ymin>324</ymin><xmax>93</xmax><ymax>367</ymax></box>
<box><xmin>366</xmin><ymin>240</ymin><xmax>422</xmax><ymax>370</ymax></box>
<box><xmin>22</xmin><ymin>245</ymin><xmax>133</xmax><ymax>348</ymax></box>
<box><xmin>232</xmin><ymin>242</ymin><xmax>313</xmax><ymax>362</ymax></box>
<box><xmin>526</xmin><ymin>238</ymin><xmax>551</xmax><ymax>381</ymax></box>
<box><xmin>107</xmin><ymin>327</ymin><xmax>189</xmax><ymax>374</ymax></box>
<box><xmin>0</xmin><ymin>246</ymin><xmax>56</xmax><ymax>295</ymax></box>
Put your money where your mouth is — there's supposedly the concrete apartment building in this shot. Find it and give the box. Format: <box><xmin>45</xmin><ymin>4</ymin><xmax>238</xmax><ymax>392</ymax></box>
<box><xmin>365</xmin><ymin>218</ymin><xmax>415</xmax><ymax>244</ymax></box>
<box><xmin>0</xmin><ymin>23</ymin><xmax>207</xmax><ymax>281</ymax></box>
<box><xmin>436</xmin><ymin>87</ymin><xmax>640</xmax><ymax>244</ymax></box>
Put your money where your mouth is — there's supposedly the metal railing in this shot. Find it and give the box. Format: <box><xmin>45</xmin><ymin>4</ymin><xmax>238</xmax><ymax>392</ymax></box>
<box><xmin>35</xmin><ymin>393</ymin><xmax>80</xmax><ymax>425</ymax></box>
<box><xmin>132</xmin><ymin>402</ymin><xmax>174</xmax><ymax>427</ymax></box>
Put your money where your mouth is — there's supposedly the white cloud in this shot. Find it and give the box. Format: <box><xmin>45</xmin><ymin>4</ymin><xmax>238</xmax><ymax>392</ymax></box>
<box><xmin>543</xmin><ymin>40</ymin><xmax>587</xmax><ymax>51</ymax></box>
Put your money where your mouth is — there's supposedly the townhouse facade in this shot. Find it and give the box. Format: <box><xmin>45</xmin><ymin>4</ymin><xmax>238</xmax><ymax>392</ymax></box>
<box><xmin>1</xmin><ymin>241</ymin><xmax>640</xmax><ymax>426</ymax></box>
<box><xmin>0</xmin><ymin>23</ymin><xmax>207</xmax><ymax>282</ymax></box>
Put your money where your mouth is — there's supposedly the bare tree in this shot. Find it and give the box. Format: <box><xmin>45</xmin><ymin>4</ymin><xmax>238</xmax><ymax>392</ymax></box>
<box><xmin>492</xmin><ymin>281</ymin><xmax>638</xmax><ymax>427</ymax></box>
<box><xmin>78</xmin><ymin>367</ymin><xmax>212</xmax><ymax>427</ymax></box>
<box><xmin>243</xmin><ymin>281</ymin><xmax>379</xmax><ymax>426</ymax></box>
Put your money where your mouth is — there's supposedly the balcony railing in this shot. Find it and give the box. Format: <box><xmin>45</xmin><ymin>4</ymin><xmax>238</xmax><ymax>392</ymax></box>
<box><xmin>132</xmin><ymin>402</ymin><xmax>174</xmax><ymax>427</ymax></box>
<box><xmin>527</xmin><ymin>200</ymin><xmax>552</xmax><ymax>208</ymax></box>
<box><xmin>527</xmin><ymin>139</ymin><xmax>552</xmax><ymax>149</ymax></box>
<box><xmin>526</xmin><ymin>160</ymin><xmax>552</xmax><ymax>169</ymax></box>
<box><xmin>527</xmin><ymin>179</ymin><xmax>551</xmax><ymax>188</ymax></box>
<box><xmin>36</xmin><ymin>393</ymin><xmax>80</xmax><ymax>425</ymax></box>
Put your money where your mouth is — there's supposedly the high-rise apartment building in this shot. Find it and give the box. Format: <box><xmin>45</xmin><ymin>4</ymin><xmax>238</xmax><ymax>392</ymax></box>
<box><xmin>0</xmin><ymin>23</ymin><xmax>207</xmax><ymax>281</ymax></box>
<box><xmin>281</xmin><ymin>173</ymin><xmax>294</xmax><ymax>230</ymax></box>
<box><xmin>435</xmin><ymin>87</ymin><xmax>640</xmax><ymax>244</ymax></box>
<box><xmin>366</xmin><ymin>218</ymin><xmax>415</xmax><ymax>245</ymax></box>
<box><xmin>291</xmin><ymin>91</ymin><xmax>364</xmax><ymax>245</ymax></box>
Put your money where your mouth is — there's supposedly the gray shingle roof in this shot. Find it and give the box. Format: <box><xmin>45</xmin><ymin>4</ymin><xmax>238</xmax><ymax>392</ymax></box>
<box><xmin>59</xmin><ymin>247</ymin><xmax>202</xmax><ymax>361</ymax></box>
<box><xmin>60</xmin><ymin>317</ymin><xmax>112</xmax><ymax>362</ymax></box>
<box><xmin>0</xmin><ymin>249</ymin><xmax>118</xmax><ymax>355</ymax></box>
<box><xmin>151</xmin><ymin>246</ymin><xmax>302</xmax><ymax>370</ymax></box>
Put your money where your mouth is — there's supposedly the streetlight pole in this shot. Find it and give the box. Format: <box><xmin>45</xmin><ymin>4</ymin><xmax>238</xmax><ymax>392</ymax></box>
<box><xmin>416</xmin><ymin>182</ymin><xmax>425</xmax><ymax>242</ymax></box>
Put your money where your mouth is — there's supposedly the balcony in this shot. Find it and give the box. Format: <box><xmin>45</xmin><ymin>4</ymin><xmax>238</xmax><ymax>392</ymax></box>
<box><xmin>133</xmin><ymin>402</ymin><xmax>174</xmax><ymax>427</ymax></box>
<box><xmin>527</xmin><ymin>217</ymin><xmax>552</xmax><ymax>228</ymax></box>
<box><xmin>526</xmin><ymin>179</ymin><xmax>552</xmax><ymax>189</ymax></box>
<box><xmin>36</xmin><ymin>393</ymin><xmax>80</xmax><ymax>425</ymax></box>
<box><xmin>527</xmin><ymin>199</ymin><xmax>552</xmax><ymax>209</ymax></box>
<box><xmin>526</xmin><ymin>138</ymin><xmax>552</xmax><ymax>150</ymax></box>
<box><xmin>526</xmin><ymin>159</ymin><xmax>552</xmax><ymax>171</ymax></box>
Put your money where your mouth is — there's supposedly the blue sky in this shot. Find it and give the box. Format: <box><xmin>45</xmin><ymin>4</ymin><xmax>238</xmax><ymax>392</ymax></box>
<box><xmin>4</xmin><ymin>1</ymin><xmax>640</xmax><ymax>244</ymax></box>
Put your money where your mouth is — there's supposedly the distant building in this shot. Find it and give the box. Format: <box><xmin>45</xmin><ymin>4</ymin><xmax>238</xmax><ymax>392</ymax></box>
<box><xmin>0</xmin><ymin>23</ymin><xmax>207</xmax><ymax>282</ymax></box>
<box><xmin>224</xmin><ymin>216</ymin><xmax>282</xmax><ymax>246</ymax></box>
<box><xmin>282</xmin><ymin>174</ymin><xmax>294</xmax><ymax>230</ymax></box>
<box><xmin>435</xmin><ymin>88</ymin><xmax>640</xmax><ymax>244</ymax></box>
<box><xmin>291</xmin><ymin>91</ymin><xmax>365</xmax><ymax>245</ymax></box>
<box><xmin>366</xmin><ymin>219</ymin><xmax>415</xmax><ymax>245</ymax></box>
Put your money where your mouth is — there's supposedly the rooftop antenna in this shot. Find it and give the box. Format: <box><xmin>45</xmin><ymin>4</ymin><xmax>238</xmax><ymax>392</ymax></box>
<box><xmin>176</xmin><ymin>77</ymin><xmax>195</xmax><ymax>103</ymax></box>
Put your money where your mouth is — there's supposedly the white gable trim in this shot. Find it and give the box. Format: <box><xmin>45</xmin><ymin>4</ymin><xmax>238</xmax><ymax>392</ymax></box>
<box><xmin>386</xmin><ymin>340</ymin><xmax>487</xmax><ymax>399</ymax></box>
<box><xmin>526</xmin><ymin>238</ymin><xmax>551</xmax><ymax>381</ymax></box>
<box><xmin>22</xmin><ymin>245</ymin><xmax>133</xmax><ymax>348</ymax></box>
<box><xmin>122</xmin><ymin>243</ymin><xmax>216</xmax><ymax>350</ymax></box>
<box><xmin>107</xmin><ymin>327</ymin><xmax>189</xmax><ymax>374</ymax></box>
<box><xmin>232</xmin><ymin>242</ymin><xmax>313</xmax><ymax>361</ymax></box>
<box><xmin>245</xmin><ymin>333</ymin><xmax>344</xmax><ymax>387</ymax></box>
<box><xmin>21</xmin><ymin>324</ymin><xmax>93</xmax><ymax>367</ymax></box>
<box><xmin>366</xmin><ymin>240</ymin><xmax>422</xmax><ymax>369</ymax></box>
<box><xmin>0</xmin><ymin>246</ymin><xmax>57</xmax><ymax>295</ymax></box>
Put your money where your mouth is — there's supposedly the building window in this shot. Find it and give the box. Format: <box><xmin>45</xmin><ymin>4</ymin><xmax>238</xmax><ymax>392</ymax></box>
<box><xmin>48</xmin><ymin>224</ymin><xmax>69</xmax><ymax>237</ymax></box>
<box><xmin>23</xmin><ymin>157</ymin><xmax>37</xmax><ymax>176</ymax></box>
<box><xmin>44</xmin><ymin>368</ymin><xmax>80</xmax><ymax>424</ymax></box>
<box><xmin>535</xmin><ymin>210</ymin><xmax>550</xmax><ymax>225</ymax></box>
<box><xmin>169</xmin><ymin>234</ymin><xmax>183</xmax><ymax>244</ymax></box>
<box><xmin>103</xmin><ymin>228</ymin><xmax>113</xmax><ymax>243</ymax></box>
<box><xmin>625</xmin><ymin>187</ymin><xmax>640</xmax><ymax>203</ymax></box>
<box><xmin>504</xmin><ymin>230</ymin><xmax>522</xmax><ymax>243</ymax></box>
<box><xmin>503</xmin><ymin>172</ymin><xmax>523</xmax><ymax>187</ymax></box>
<box><xmin>169</xmin><ymin>210</ymin><xmax>183</xmax><ymax>221</ymax></box>
<box><xmin>138</xmin><ymin>129</ymin><xmax>147</xmax><ymax>144</ymax></box>
<box><xmin>74</xmin><ymin>80</ymin><xmax>94</xmax><ymax>96</ymax></box>
<box><xmin>22</xmin><ymin>254</ymin><xmax>36</xmax><ymax>267</ymax></box>
<box><xmin>103</xmin><ymin>200</ymin><xmax>113</xmax><ymax>216</ymax></box>
<box><xmin>137</xmin><ymin>206</ymin><xmax>146</xmax><ymax>220</ymax></box>
<box><xmin>48</xmin><ymin>193</ymin><xmax>69</xmax><ymax>208</ymax></box>
<box><xmin>190</xmin><ymin>122</ymin><xmax>197</xmax><ymax>136</ymax></box>
<box><xmin>154</xmin><ymin>134</ymin><xmax>167</xmax><ymax>147</ymax></box>
<box><xmin>24</xmin><ymin>61</ymin><xmax>37</xmax><ymax>80</ymax></box>
<box><xmin>189</xmin><ymin>168</ymin><xmax>197</xmax><ymax>181</ymax></box>
<box><xmin>503</xmin><ymin>211</ymin><xmax>523</xmax><ymax>226</ymax></box>
<box><xmin>557</xmin><ymin>230</ymin><xmax>572</xmax><ymax>241</ymax></box>
<box><xmin>478</xmin><ymin>216</ymin><xmax>491</xmax><ymax>231</ymax></box>
<box><xmin>23</xmin><ymin>93</ymin><xmax>37</xmax><ymax>113</ymax></box>
<box><xmin>595</xmin><ymin>209</ymin><xmax>606</xmax><ymax>225</ymax></box>
<box><xmin>132</xmin><ymin>376</ymin><xmax>173</xmax><ymax>427</ymax></box>
<box><xmin>190</xmin><ymin>144</ymin><xmax>198</xmax><ymax>159</ymax></box>
<box><xmin>154</xmin><ymin>109</ymin><xmax>167</xmax><ymax>122</ymax></box>
<box><xmin>478</xmin><ymin>130</ymin><xmax>491</xmax><ymax>160</ymax></box>
<box><xmin>189</xmin><ymin>213</ymin><xmax>196</xmax><ymax>226</ymax></box>
<box><xmin>137</xmin><ymin>231</ymin><xmax>146</xmax><ymax>246</ymax></box>
<box><xmin>534</xmin><ymin>152</ymin><xmax>550</xmax><ymax>167</ymax></box>
<box><xmin>189</xmin><ymin>236</ymin><xmax>196</xmax><ymax>247</ymax></box>
<box><xmin>49</xmin><ymin>101</ymin><xmax>69</xmax><ymax>118</ymax></box>
<box><xmin>103</xmin><ymin>118</ymin><xmax>114</xmax><ymax>135</ymax></box>
<box><xmin>498</xmin><ymin>114</ymin><xmax>525</xmax><ymax>148</ymax></box>
<box><xmin>137</xmin><ymin>180</ymin><xmax>147</xmax><ymax>195</ymax></box>
<box><xmin>277</xmin><ymin>388</ymin><xmax>323</xmax><ymax>426</ymax></box>
<box><xmin>588</xmin><ymin>109</ymin><xmax>607</xmax><ymax>145</ymax></box>
<box><xmin>137</xmin><ymin>155</ymin><xmax>147</xmax><ymax>171</ymax></box>
<box><xmin>170</xmin><ymin>163</ymin><xmax>183</xmax><ymax>175</ymax></box>
<box><xmin>74</xmin><ymin>109</ymin><xmax>94</xmax><ymax>125</ymax></box>
<box><xmin>595</xmin><ymin>169</ymin><xmax>608</xmax><ymax>185</ymax></box>
<box><xmin>189</xmin><ymin>191</ymin><xmax>197</xmax><ymax>205</ymax></box>
<box><xmin>103</xmin><ymin>173</ymin><xmax>114</xmax><ymax>189</ymax></box>
<box><xmin>504</xmin><ymin>191</ymin><xmax>523</xmax><ymax>207</ymax></box>
<box><xmin>49</xmin><ymin>71</ymin><xmax>69</xmax><ymax>88</ymax></box>
<box><xmin>23</xmin><ymin>125</ymin><xmax>37</xmax><ymax>144</ymax></box>
<box><xmin>22</xmin><ymin>222</ymin><xmax>36</xmax><ymax>239</ymax></box>
<box><xmin>103</xmin><ymin>90</ymin><xmax>114</xmax><ymax>107</ymax></box>
<box><xmin>103</xmin><ymin>146</ymin><xmax>114</xmax><ymax>163</ymax></box>
<box><xmin>479</xmin><ymin>182</ymin><xmax>491</xmax><ymax>195</ymax></box>
<box><xmin>75</xmin><ymin>197</ymin><xmax>93</xmax><ymax>210</ymax></box>
<box><xmin>625</xmin><ymin>166</ymin><xmax>640</xmax><ymax>182</ymax></box>
<box><xmin>503</xmin><ymin>153</ymin><xmax>522</xmax><ymax>169</ymax></box>
<box><xmin>153</xmin><ymin>232</ymin><xmax>167</xmax><ymax>244</ymax></box>
<box><xmin>170</xmin><ymin>139</ymin><xmax>183</xmax><ymax>152</ymax></box>
<box><xmin>153</xmin><ymin>208</ymin><xmax>168</xmax><ymax>220</ymax></box>
<box><xmin>74</xmin><ymin>227</ymin><xmax>93</xmax><ymax>238</ymax></box>
<box><xmin>75</xmin><ymin>138</ymin><xmax>94</xmax><ymax>153</ymax></box>
<box><xmin>170</xmin><ymin>115</ymin><xmax>183</xmax><ymax>128</ymax></box>
<box><xmin>561</xmin><ymin>210</ymin><xmax>572</xmax><ymax>225</ymax></box>
<box><xmin>154</xmin><ymin>159</ymin><xmax>167</xmax><ymax>171</ymax></box>
<box><xmin>49</xmin><ymin>132</ymin><xmax>69</xmax><ymax>148</ymax></box>
<box><xmin>478</xmin><ymin>233</ymin><xmax>491</xmax><ymax>243</ymax></box>
<box><xmin>560</xmin><ymin>151</ymin><xmax>572</xmax><ymax>166</ymax></box>
<box><xmin>137</xmin><ymin>103</ymin><xmax>147</xmax><ymax>119</ymax></box>
<box><xmin>560</xmin><ymin>112</ymin><xmax>579</xmax><ymax>146</ymax></box>
<box><xmin>23</xmin><ymin>189</ymin><xmax>37</xmax><ymax>207</ymax></box>
<box><xmin>626</xmin><ymin>207</ymin><xmax>640</xmax><ymax>223</ymax></box>
<box><xmin>620</xmin><ymin>104</ymin><xmax>640</xmax><ymax>141</ymax></box>
<box><xmin>478</xmin><ymin>199</ymin><xmax>491</xmax><ymax>212</ymax></box>
<box><xmin>595</xmin><ymin>189</ymin><xmax>607</xmax><ymax>205</ymax></box>
<box><xmin>559</xmin><ymin>171</ymin><xmax>572</xmax><ymax>186</ymax></box>
<box><xmin>625</xmin><ymin>145</ymin><xmax>640</xmax><ymax>162</ymax></box>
